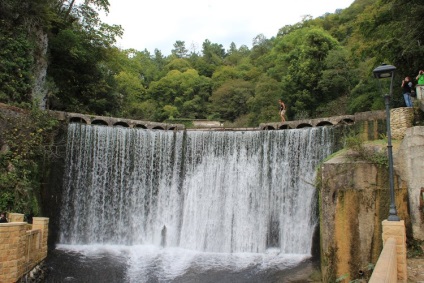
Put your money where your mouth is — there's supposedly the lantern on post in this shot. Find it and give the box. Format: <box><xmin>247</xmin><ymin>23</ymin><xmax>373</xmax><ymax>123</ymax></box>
<box><xmin>372</xmin><ymin>63</ymin><xmax>400</xmax><ymax>221</ymax></box>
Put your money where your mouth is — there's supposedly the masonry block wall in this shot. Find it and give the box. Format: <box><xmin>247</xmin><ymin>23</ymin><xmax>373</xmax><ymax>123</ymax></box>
<box><xmin>7</xmin><ymin>213</ymin><xmax>24</xmax><ymax>223</ymax></box>
<box><xmin>391</xmin><ymin>107</ymin><xmax>414</xmax><ymax>140</ymax></box>
<box><xmin>0</xmin><ymin>217</ymin><xmax>49</xmax><ymax>283</ymax></box>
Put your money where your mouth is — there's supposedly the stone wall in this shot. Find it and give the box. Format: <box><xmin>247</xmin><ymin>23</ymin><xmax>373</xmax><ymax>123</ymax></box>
<box><xmin>0</xmin><ymin>216</ymin><xmax>49</xmax><ymax>283</ymax></box>
<box><xmin>391</xmin><ymin>107</ymin><xmax>414</xmax><ymax>140</ymax></box>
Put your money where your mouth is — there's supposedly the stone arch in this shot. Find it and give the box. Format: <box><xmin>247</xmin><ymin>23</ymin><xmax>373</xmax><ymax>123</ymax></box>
<box><xmin>135</xmin><ymin>124</ymin><xmax>148</xmax><ymax>129</ymax></box>
<box><xmin>338</xmin><ymin>118</ymin><xmax>355</xmax><ymax>125</ymax></box>
<box><xmin>279</xmin><ymin>125</ymin><xmax>291</xmax><ymax>130</ymax></box>
<box><xmin>152</xmin><ymin>126</ymin><xmax>165</xmax><ymax>130</ymax></box>
<box><xmin>69</xmin><ymin>117</ymin><xmax>87</xmax><ymax>124</ymax></box>
<box><xmin>114</xmin><ymin>121</ymin><xmax>129</xmax><ymax>127</ymax></box>
<box><xmin>296</xmin><ymin>123</ymin><xmax>312</xmax><ymax>129</ymax></box>
<box><xmin>316</xmin><ymin>121</ymin><xmax>333</xmax><ymax>127</ymax></box>
<box><xmin>168</xmin><ymin>126</ymin><xmax>176</xmax><ymax>130</ymax></box>
<box><xmin>263</xmin><ymin>125</ymin><xmax>275</xmax><ymax>130</ymax></box>
<box><xmin>91</xmin><ymin>119</ymin><xmax>108</xmax><ymax>126</ymax></box>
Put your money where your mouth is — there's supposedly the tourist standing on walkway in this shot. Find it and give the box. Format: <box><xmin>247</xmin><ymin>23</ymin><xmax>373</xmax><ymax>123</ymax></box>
<box><xmin>278</xmin><ymin>99</ymin><xmax>286</xmax><ymax>122</ymax></box>
<box><xmin>401</xmin><ymin>76</ymin><xmax>413</xmax><ymax>107</ymax></box>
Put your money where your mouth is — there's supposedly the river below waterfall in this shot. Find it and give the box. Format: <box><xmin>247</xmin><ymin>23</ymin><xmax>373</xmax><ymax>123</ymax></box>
<box><xmin>45</xmin><ymin>124</ymin><xmax>334</xmax><ymax>282</ymax></box>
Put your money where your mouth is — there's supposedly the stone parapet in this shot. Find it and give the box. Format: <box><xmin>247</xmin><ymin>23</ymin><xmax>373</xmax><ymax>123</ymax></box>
<box><xmin>390</xmin><ymin>107</ymin><xmax>414</xmax><ymax>140</ymax></box>
<box><xmin>8</xmin><ymin>213</ymin><xmax>24</xmax><ymax>223</ymax></box>
<box><xmin>32</xmin><ymin>218</ymin><xmax>49</xmax><ymax>262</ymax></box>
<box><xmin>0</xmin><ymin>222</ymin><xmax>27</xmax><ymax>283</ymax></box>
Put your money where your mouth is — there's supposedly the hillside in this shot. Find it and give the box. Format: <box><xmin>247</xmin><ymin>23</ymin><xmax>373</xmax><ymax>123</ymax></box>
<box><xmin>0</xmin><ymin>0</ymin><xmax>423</xmax><ymax>126</ymax></box>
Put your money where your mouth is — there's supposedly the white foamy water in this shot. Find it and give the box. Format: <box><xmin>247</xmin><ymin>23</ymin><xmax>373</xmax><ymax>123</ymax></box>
<box><xmin>58</xmin><ymin>124</ymin><xmax>334</xmax><ymax>280</ymax></box>
<box><xmin>55</xmin><ymin>244</ymin><xmax>311</xmax><ymax>282</ymax></box>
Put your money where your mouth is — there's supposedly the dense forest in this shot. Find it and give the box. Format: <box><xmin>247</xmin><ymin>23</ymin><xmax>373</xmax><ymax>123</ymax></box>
<box><xmin>1</xmin><ymin>0</ymin><xmax>423</xmax><ymax>126</ymax></box>
<box><xmin>0</xmin><ymin>0</ymin><xmax>423</xmax><ymax>215</ymax></box>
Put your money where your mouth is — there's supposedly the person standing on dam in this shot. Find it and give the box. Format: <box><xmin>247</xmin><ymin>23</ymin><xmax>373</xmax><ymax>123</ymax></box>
<box><xmin>278</xmin><ymin>99</ymin><xmax>286</xmax><ymax>122</ymax></box>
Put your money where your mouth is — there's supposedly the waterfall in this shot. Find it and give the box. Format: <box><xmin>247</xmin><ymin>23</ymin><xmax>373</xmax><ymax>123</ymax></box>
<box><xmin>59</xmin><ymin>124</ymin><xmax>334</xmax><ymax>256</ymax></box>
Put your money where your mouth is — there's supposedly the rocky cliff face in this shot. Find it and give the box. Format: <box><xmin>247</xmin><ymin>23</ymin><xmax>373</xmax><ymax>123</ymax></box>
<box><xmin>31</xmin><ymin>25</ymin><xmax>49</xmax><ymax>110</ymax></box>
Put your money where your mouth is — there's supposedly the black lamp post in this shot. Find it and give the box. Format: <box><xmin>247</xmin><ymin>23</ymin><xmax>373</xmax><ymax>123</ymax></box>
<box><xmin>372</xmin><ymin>63</ymin><xmax>400</xmax><ymax>221</ymax></box>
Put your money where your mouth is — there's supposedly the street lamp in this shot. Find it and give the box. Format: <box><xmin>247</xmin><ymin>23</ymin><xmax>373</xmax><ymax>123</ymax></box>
<box><xmin>373</xmin><ymin>63</ymin><xmax>400</xmax><ymax>221</ymax></box>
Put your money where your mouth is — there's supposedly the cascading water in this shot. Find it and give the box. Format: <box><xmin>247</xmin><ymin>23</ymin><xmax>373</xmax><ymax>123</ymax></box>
<box><xmin>52</xmin><ymin>124</ymin><xmax>334</xmax><ymax>282</ymax></box>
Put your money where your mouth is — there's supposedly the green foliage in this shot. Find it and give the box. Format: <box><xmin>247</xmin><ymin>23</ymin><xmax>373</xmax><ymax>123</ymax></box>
<box><xmin>343</xmin><ymin>132</ymin><xmax>389</xmax><ymax>167</ymax></box>
<box><xmin>0</xmin><ymin>108</ymin><xmax>61</xmax><ymax>214</ymax></box>
<box><xmin>47</xmin><ymin>27</ymin><xmax>121</xmax><ymax>115</ymax></box>
<box><xmin>2</xmin><ymin>0</ymin><xmax>423</xmax><ymax>127</ymax></box>
<box><xmin>164</xmin><ymin>58</ymin><xmax>192</xmax><ymax>73</ymax></box>
<box><xmin>0</xmin><ymin>24</ymin><xmax>34</xmax><ymax>105</ymax></box>
<box><xmin>246</xmin><ymin>75</ymin><xmax>282</xmax><ymax>125</ymax></box>
<box><xmin>270</xmin><ymin>26</ymin><xmax>341</xmax><ymax>119</ymax></box>
<box><xmin>148</xmin><ymin>69</ymin><xmax>211</xmax><ymax>119</ymax></box>
<box><xmin>209</xmin><ymin>79</ymin><xmax>254</xmax><ymax>122</ymax></box>
<box><xmin>211</xmin><ymin>66</ymin><xmax>242</xmax><ymax>90</ymax></box>
<box><xmin>171</xmin><ymin>41</ymin><xmax>189</xmax><ymax>58</ymax></box>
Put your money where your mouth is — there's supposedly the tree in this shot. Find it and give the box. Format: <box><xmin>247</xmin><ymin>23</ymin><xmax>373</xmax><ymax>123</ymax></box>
<box><xmin>202</xmin><ymin>39</ymin><xmax>226</xmax><ymax>71</ymax></box>
<box><xmin>209</xmin><ymin>79</ymin><xmax>254</xmax><ymax>122</ymax></box>
<box><xmin>164</xmin><ymin>58</ymin><xmax>192</xmax><ymax>73</ymax></box>
<box><xmin>46</xmin><ymin>0</ymin><xmax>123</xmax><ymax>115</ymax></box>
<box><xmin>247</xmin><ymin>75</ymin><xmax>283</xmax><ymax>125</ymax></box>
<box><xmin>225</xmin><ymin>43</ymin><xmax>250</xmax><ymax>66</ymax></box>
<box><xmin>317</xmin><ymin>48</ymin><xmax>358</xmax><ymax>115</ymax></box>
<box><xmin>270</xmin><ymin>27</ymin><xmax>340</xmax><ymax>118</ymax></box>
<box><xmin>147</xmin><ymin>69</ymin><xmax>211</xmax><ymax>119</ymax></box>
<box><xmin>211</xmin><ymin>66</ymin><xmax>242</xmax><ymax>90</ymax></box>
<box><xmin>171</xmin><ymin>40</ymin><xmax>188</xmax><ymax>58</ymax></box>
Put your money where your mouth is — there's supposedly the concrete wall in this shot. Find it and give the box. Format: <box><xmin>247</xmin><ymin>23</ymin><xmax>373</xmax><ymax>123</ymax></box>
<box><xmin>320</xmin><ymin>108</ymin><xmax>418</xmax><ymax>282</ymax></box>
<box><xmin>319</xmin><ymin>152</ymin><xmax>409</xmax><ymax>282</ymax></box>
<box><xmin>395</xmin><ymin>126</ymin><xmax>424</xmax><ymax>240</ymax></box>
<box><xmin>0</xmin><ymin>216</ymin><xmax>49</xmax><ymax>283</ymax></box>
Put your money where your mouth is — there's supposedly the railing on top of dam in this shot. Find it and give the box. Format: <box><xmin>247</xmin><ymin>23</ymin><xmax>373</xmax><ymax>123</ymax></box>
<box><xmin>47</xmin><ymin>109</ymin><xmax>387</xmax><ymax>131</ymax></box>
<box><xmin>48</xmin><ymin>110</ymin><xmax>186</xmax><ymax>130</ymax></box>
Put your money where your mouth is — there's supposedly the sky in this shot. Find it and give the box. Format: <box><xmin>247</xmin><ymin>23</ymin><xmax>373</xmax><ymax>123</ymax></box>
<box><xmin>100</xmin><ymin>0</ymin><xmax>356</xmax><ymax>56</ymax></box>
